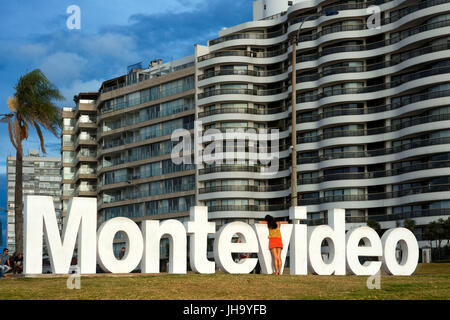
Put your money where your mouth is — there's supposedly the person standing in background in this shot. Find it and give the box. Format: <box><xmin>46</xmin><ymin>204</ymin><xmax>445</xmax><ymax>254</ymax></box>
<box><xmin>0</xmin><ymin>248</ymin><xmax>11</xmax><ymax>278</ymax></box>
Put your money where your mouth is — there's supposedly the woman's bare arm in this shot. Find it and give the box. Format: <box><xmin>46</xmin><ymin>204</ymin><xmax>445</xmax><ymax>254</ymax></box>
<box><xmin>258</xmin><ymin>221</ymin><xmax>268</xmax><ymax>224</ymax></box>
<box><xmin>278</xmin><ymin>221</ymin><xmax>289</xmax><ymax>225</ymax></box>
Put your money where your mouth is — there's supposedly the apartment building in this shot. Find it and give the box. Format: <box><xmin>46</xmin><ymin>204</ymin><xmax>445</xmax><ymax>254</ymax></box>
<box><xmin>6</xmin><ymin>150</ymin><xmax>62</xmax><ymax>253</ymax></box>
<box><xmin>62</xmin><ymin>57</ymin><xmax>196</xmax><ymax>256</ymax></box>
<box><xmin>61</xmin><ymin>93</ymin><xmax>99</xmax><ymax>219</ymax></box>
<box><xmin>61</xmin><ymin>0</ymin><xmax>450</xmax><ymax>251</ymax></box>
<box><xmin>195</xmin><ymin>0</ymin><xmax>450</xmax><ymax>246</ymax></box>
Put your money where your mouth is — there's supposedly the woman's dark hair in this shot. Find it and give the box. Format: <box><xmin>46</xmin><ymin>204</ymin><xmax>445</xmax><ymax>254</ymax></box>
<box><xmin>265</xmin><ymin>215</ymin><xmax>278</xmax><ymax>229</ymax></box>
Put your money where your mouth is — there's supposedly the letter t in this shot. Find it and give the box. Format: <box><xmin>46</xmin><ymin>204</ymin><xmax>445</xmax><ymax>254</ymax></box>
<box><xmin>185</xmin><ymin>206</ymin><xmax>216</xmax><ymax>273</ymax></box>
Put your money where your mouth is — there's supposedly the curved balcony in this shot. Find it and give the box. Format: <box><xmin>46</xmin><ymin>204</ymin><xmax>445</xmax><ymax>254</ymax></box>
<box><xmin>300</xmin><ymin>183</ymin><xmax>450</xmax><ymax>205</ymax></box>
<box><xmin>308</xmin><ymin>208</ymin><xmax>450</xmax><ymax>226</ymax></box>
<box><xmin>100</xmin><ymin>183</ymin><xmax>196</xmax><ymax>205</ymax></box>
<box><xmin>314</xmin><ymin>66</ymin><xmax>450</xmax><ymax>100</ymax></box>
<box><xmin>297</xmin><ymin>89</ymin><xmax>450</xmax><ymax>123</ymax></box>
<box><xmin>210</xmin><ymin>0</ymin><xmax>444</xmax><ymax>46</ymax></box>
<box><xmin>199</xmin><ymin>163</ymin><xmax>291</xmax><ymax>175</ymax></box>
<box><xmin>204</xmin><ymin>1</ymin><xmax>449</xmax><ymax>58</ymax></box>
<box><xmin>198</xmin><ymin>87</ymin><xmax>288</xmax><ymax>100</ymax></box>
<box><xmin>198</xmin><ymin>68</ymin><xmax>288</xmax><ymax>81</ymax></box>
<box><xmin>296</xmin><ymin>68</ymin><xmax>450</xmax><ymax>105</ymax></box>
<box><xmin>199</xmin><ymin>184</ymin><xmax>289</xmax><ymax>194</ymax></box>
<box><xmin>298</xmin><ymin>113</ymin><xmax>450</xmax><ymax>144</ymax></box>
<box><xmin>198</xmin><ymin>105</ymin><xmax>287</xmax><ymax>118</ymax></box>
<box><xmin>208</xmin><ymin>203</ymin><xmax>290</xmax><ymax>213</ymax></box>
<box><xmin>198</xmin><ymin>48</ymin><xmax>288</xmax><ymax>63</ymax></box>
<box><xmin>300</xmin><ymin>160</ymin><xmax>450</xmax><ymax>185</ymax></box>
<box><xmin>298</xmin><ymin>136</ymin><xmax>450</xmax><ymax>164</ymax></box>
<box><xmin>294</xmin><ymin>43</ymin><xmax>450</xmax><ymax>85</ymax></box>
<box><xmin>318</xmin><ymin>19</ymin><xmax>450</xmax><ymax>57</ymax></box>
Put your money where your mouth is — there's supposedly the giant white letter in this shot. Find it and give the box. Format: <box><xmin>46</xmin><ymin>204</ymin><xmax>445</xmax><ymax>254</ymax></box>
<box><xmin>289</xmin><ymin>207</ymin><xmax>308</xmax><ymax>275</ymax></box>
<box><xmin>214</xmin><ymin>222</ymin><xmax>258</xmax><ymax>274</ymax></box>
<box><xmin>346</xmin><ymin>226</ymin><xmax>382</xmax><ymax>275</ymax></box>
<box><xmin>381</xmin><ymin>228</ymin><xmax>419</xmax><ymax>276</ymax></box>
<box><xmin>185</xmin><ymin>207</ymin><xmax>216</xmax><ymax>274</ymax></box>
<box><xmin>141</xmin><ymin>220</ymin><xmax>187</xmax><ymax>274</ymax></box>
<box><xmin>97</xmin><ymin>217</ymin><xmax>144</xmax><ymax>274</ymax></box>
<box><xmin>307</xmin><ymin>209</ymin><xmax>346</xmax><ymax>275</ymax></box>
<box><xmin>24</xmin><ymin>196</ymin><xmax>97</xmax><ymax>274</ymax></box>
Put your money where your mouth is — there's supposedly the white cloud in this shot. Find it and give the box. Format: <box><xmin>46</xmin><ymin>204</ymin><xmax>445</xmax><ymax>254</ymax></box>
<box><xmin>39</xmin><ymin>52</ymin><xmax>88</xmax><ymax>84</ymax></box>
<box><xmin>80</xmin><ymin>33</ymin><xmax>140</xmax><ymax>61</ymax></box>
<box><xmin>14</xmin><ymin>43</ymin><xmax>49</xmax><ymax>60</ymax></box>
<box><xmin>60</xmin><ymin>79</ymin><xmax>104</xmax><ymax>106</ymax></box>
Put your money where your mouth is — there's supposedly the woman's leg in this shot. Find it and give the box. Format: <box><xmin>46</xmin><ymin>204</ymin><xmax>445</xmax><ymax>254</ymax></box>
<box><xmin>276</xmin><ymin>248</ymin><xmax>282</xmax><ymax>274</ymax></box>
<box><xmin>270</xmin><ymin>248</ymin><xmax>277</xmax><ymax>274</ymax></box>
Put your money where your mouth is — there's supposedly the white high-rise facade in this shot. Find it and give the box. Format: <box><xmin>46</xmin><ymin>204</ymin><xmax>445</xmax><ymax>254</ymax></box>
<box><xmin>195</xmin><ymin>0</ymin><xmax>450</xmax><ymax>246</ymax></box>
<box><xmin>6</xmin><ymin>150</ymin><xmax>62</xmax><ymax>253</ymax></box>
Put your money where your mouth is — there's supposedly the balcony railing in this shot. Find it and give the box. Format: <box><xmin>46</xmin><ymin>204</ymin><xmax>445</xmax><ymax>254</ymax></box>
<box><xmin>208</xmin><ymin>203</ymin><xmax>290</xmax><ymax>212</ymax></box>
<box><xmin>198</xmin><ymin>87</ymin><xmax>287</xmax><ymax>99</ymax></box>
<box><xmin>199</xmin><ymin>184</ymin><xmax>290</xmax><ymax>194</ymax></box>
<box><xmin>205</xmin><ymin>0</ymin><xmax>448</xmax><ymax>50</ymax></box>
<box><xmin>198</xmin><ymin>68</ymin><xmax>287</xmax><ymax>81</ymax></box>
<box><xmin>308</xmin><ymin>208</ymin><xmax>450</xmax><ymax>226</ymax></box>
<box><xmin>298</xmin><ymin>136</ymin><xmax>450</xmax><ymax>164</ymax></box>
<box><xmin>300</xmin><ymin>183</ymin><xmax>450</xmax><ymax>205</ymax></box>
<box><xmin>297</xmin><ymin>112</ymin><xmax>450</xmax><ymax>144</ymax></box>
<box><xmin>198</xmin><ymin>106</ymin><xmax>287</xmax><ymax>118</ymax></box>
<box><xmin>101</xmin><ymin>183</ymin><xmax>195</xmax><ymax>205</ymax></box>
<box><xmin>300</xmin><ymin>160</ymin><xmax>450</xmax><ymax>184</ymax></box>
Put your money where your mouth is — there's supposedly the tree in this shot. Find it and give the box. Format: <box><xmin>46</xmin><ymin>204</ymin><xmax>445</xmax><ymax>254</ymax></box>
<box><xmin>444</xmin><ymin>217</ymin><xmax>450</xmax><ymax>245</ymax></box>
<box><xmin>1</xmin><ymin>69</ymin><xmax>63</xmax><ymax>253</ymax></box>
<box><xmin>423</xmin><ymin>222</ymin><xmax>437</xmax><ymax>249</ymax></box>
<box><xmin>403</xmin><ymin>218</ymin><xmax>416</xmax><ymax>232</ymax></box>
<box><xmin>367</xmin><ymin>219</ymin><xmax>381</xmax><ymax>236</ymax></box>
<box><xmin>435</xmin><ymin>219</ymin><xmax>446</xmax><ymax>253</ymax></box>
<box><xmin>423</xmin><ymin>219</ymin><xmax>447</xmax><ymax>260</ymax></box>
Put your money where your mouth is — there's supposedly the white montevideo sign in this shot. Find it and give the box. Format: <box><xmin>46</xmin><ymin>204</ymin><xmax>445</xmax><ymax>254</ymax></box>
<box><xmin>23</xmin><ymin>196</ymin><xmax>419</xmax><ymax>276</ymax></box>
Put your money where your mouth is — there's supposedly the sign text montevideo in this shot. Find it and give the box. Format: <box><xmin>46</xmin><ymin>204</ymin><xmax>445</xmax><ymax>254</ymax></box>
<box><xmin>23</xmin><ymin>196</ymin><xmax>419</xmax><ymax>276</ymax></box>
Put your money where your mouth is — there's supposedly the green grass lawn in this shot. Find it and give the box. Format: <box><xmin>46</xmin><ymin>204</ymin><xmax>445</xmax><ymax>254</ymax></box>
<box><xmin>0</xmin><ymin>263</ymin><xmax>449</xmax><ymax>300</ymax></box>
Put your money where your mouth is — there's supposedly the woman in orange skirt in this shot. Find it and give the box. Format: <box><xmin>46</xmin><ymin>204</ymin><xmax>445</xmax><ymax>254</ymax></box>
<box><xmin>259</xmin><ymin>215</ymin><xmax>288</xmax><ymax>275</ymax></box>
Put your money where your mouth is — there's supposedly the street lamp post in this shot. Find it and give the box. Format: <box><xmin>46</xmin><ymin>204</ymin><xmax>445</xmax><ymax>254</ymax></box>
<box><xmin>291</xmin><ymin>10</ymin><xmax>339</xmax><ymax>207</ymax></box>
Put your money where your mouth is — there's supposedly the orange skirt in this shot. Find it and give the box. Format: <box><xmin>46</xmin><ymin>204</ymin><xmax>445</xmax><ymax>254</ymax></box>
<box><xmin>269</xmin><ymin>237</ymin><xmax>283</xmax><ymax>250</ymax></box>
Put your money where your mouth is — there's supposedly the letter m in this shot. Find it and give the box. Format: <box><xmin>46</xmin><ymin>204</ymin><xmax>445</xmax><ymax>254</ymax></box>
<box><xmin>24</xmin><ymin>196</ymin><xmax>97</xmax><ymax>274</ymax></box>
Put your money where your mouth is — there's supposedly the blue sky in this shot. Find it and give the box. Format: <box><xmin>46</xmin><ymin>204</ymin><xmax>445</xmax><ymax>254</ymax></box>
<box><xmin>0</xmin><ymin>0</ymin><xmax>254</xmax><ymax>243</ymax></box>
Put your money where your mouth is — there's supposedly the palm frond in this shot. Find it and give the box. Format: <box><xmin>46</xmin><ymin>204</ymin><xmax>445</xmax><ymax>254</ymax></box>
<box><xmin>12</xmin><ymin>69</ymin><xmax>63</xmax><ymax>138</ymax></box>
<box><xmin>7</xmin><ymin>118</ymin><xmax>17</xmax><ymax>150</ymax></box>
<box><xmin>20</xmin><ymin>121</ymin><xmax>29</xmax><ymax>141</ymax></box>
<box><xmin>33</xmin><ymin>121</ymin><xmax>47</xmax><ymax>154</ymax></box>
<box><xmin>7</xmin><ymin>96</ymin><xmax>18</xmax><ymax>112</ymax></box>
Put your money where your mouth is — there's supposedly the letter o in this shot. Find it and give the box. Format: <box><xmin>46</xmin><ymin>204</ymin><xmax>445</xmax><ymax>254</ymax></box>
<box><xmin>381</xmin><ymin>228</ymin><xmax>419</xmax><ymax>276</ymax></box>
<box><xmin>97</xmin><ymin>217</ymin><xmax>144</xmax><ymax>273</ymax></box>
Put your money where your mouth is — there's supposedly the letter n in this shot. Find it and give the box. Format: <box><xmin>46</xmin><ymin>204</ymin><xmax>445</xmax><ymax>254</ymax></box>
<box><xmin>24</xmin><ymin>196</ymin><xmax>97</xmax><ymax>274</ymax></box>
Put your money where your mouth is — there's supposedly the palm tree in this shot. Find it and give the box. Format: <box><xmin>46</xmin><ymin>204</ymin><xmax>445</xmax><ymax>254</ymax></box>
<box><xmin>403</xmin><ymin>218</ymin><xmax>416</xmax><ymax>232</ymax></box>
<box><xmin>367</xmin><ymin>219</ymin><xmax>382</xmax><ymax>236</ymax></box>
<box><xmin>1</xmin><ymin>69</ymin><xmax>63</xmax><ymax>253</ymax></box>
